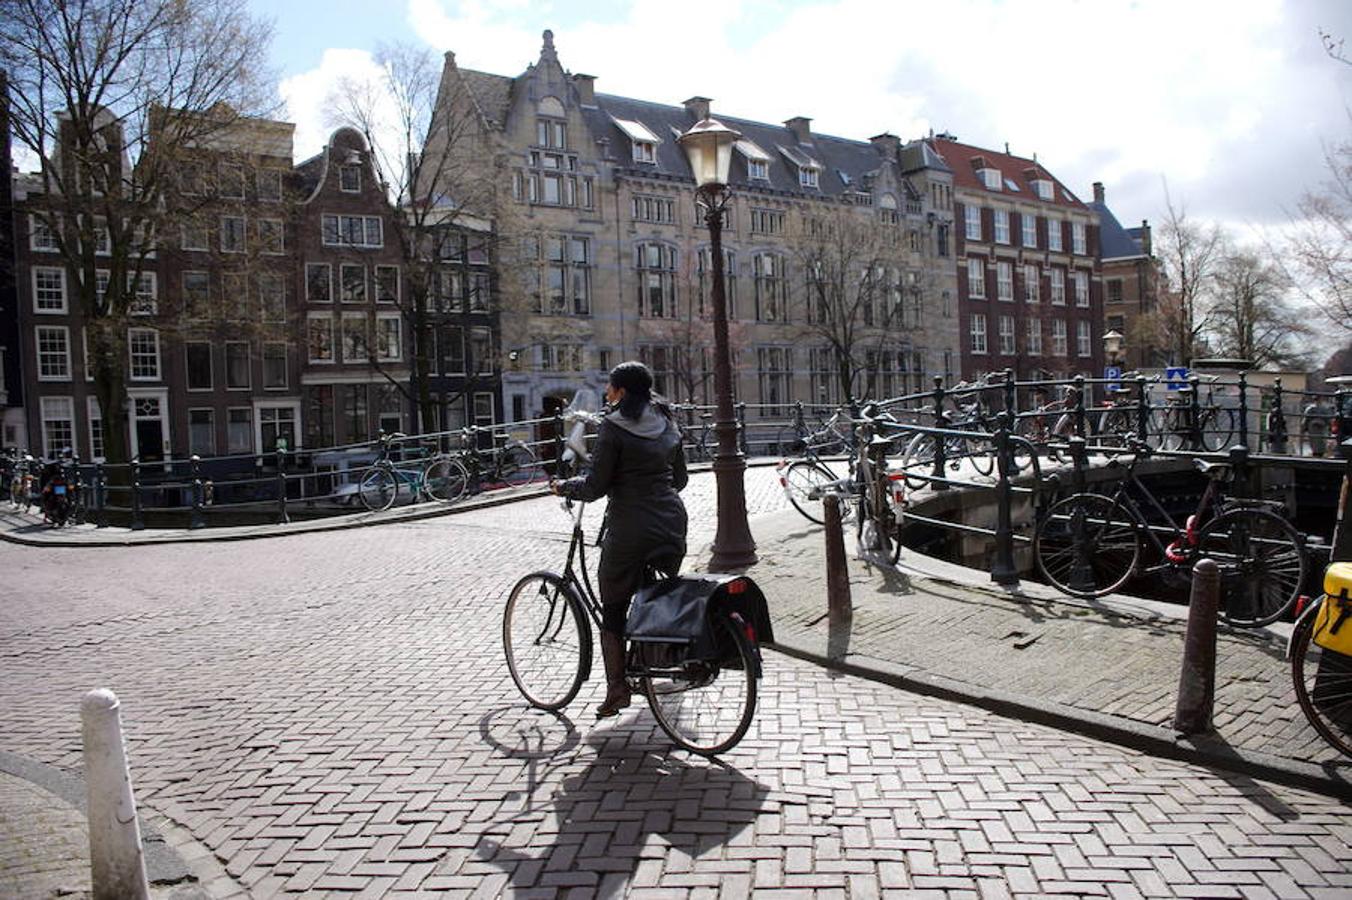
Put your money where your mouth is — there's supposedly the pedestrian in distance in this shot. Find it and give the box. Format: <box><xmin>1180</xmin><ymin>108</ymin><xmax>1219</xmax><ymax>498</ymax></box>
<box><xmin>549</xmin><ymin>361</ymin><xmax>689</xmax><ymax>718</ymax></box>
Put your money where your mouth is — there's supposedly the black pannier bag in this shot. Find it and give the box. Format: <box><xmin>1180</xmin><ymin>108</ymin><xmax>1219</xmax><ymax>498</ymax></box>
<box><xmin>625</xmin><ymin>574</ymin><xmax>774</xmax><ymax>673</ymax></box>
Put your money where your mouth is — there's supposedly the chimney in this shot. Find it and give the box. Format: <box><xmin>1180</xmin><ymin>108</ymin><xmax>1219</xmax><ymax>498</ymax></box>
<box><xmin>784</xmin><ymin>116</ymin><xmax>812</xmax><ymax>145</ymax></box>
<box><xmin>573</xmin><ymin>73</ymin><xmax>597</xmax><ymax>108</ymax></box>
<box><xmin>1140</xmin><ymin>220</ymin><xmax>1152</xmax><ymax>256</ymax></box>
<box><xmin>444</xmin><ymin>51</ymin><xmax>456</xmax><ymax>68</ymax></box>
<box><xmin>683</xmin><ymin>96</ymin><xmax>711</xmax><ymax>120</ymax></box>
<box><xmin>1093</xmin><ymin>181</ymin><xmax>1105</xmax><ymax>204</ymax></box>
<box><xmin>869</xmin><ymin>133</ymin><xmax>901</xmax><ymax>158</ymax></box>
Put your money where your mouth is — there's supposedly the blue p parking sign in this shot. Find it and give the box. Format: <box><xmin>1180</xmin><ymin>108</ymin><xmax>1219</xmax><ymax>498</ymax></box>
<box><xmin>1104</xmin><ymin>366</ymin><xmax>1122</xmax><ymax>391</ymax></box>
<box><xmin>1165</xmin><ymin>366</ymin><xmax>1189</xmax><ymax>391</ymax></box>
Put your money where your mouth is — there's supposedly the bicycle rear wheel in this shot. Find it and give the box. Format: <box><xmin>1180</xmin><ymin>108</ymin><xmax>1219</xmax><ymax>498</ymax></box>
<box><xmin>500</xmin><ymin>444</ymin><xmax>540</xmax><ymax>487</ymax></box>
<box><xmin>1291</xmin><ymin>604</ymin><xmax>1352</xmax><ymax>758</ymax></box>
<box><xmin>782</xmin><ymin>459</ymin><xmax>842</xmax><ymax>525</ymax></box>
<box><xmin>1200</xmin><ymin>507</ymin><xmax>1307</xmax><ymax>628</ymax></box>
<box><xmin>1035</xmin><ymin>493</ymin><xmax>1141</xmax><ymax>598</ymax></box>
<box><xmin>1199</xmin><ymin>407</ymin><xmax>1238</xmax><ymax>452</ymax></box>
<box><xmin>424</xmin><ymin>457</ymin><xmax>469</xmax><ymax>503</ymax></box>
<box><xmin>775</xmin><ymin>424</ymin><xmax>806</xmax><ymax>456</ymax></box>
<box><xmin>644</xmin><ymin>614</ymin><xmax>757</xmax><ymax>756</ymax></box>
<box><xmin>1149</xmin><ymin>407</ymin><xmax>1185</xmax><ymax>451</ymax></box>
<box><xmin>358</xmin><ymin>465</ymin><xmax>398</xmax><ymax>511</ymax></box>
<box><xmin>901</xmin><ymin>434</ymin><xmax>936</xmax><ymax>490</ymax></box>
<box><xmin>503</xmin><ymin>572</ymin><xmax>590</xmax><ymax>710</ymax></box>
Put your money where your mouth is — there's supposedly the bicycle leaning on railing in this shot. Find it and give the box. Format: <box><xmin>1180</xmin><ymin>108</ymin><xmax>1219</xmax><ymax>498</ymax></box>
<box><xmin>502</xmin><ymin>405</ymin><xmax>771</xmax><ymax>756</ymax></box>
<box><xmin>356</xmin><ymin>432</ymin><xmax>467</xmax><ymax>511</ymax></box>
<box><xmin>1033</xmin><ymin>436</ymin><xmax>1308</xmax><ymax>627</ymax></box>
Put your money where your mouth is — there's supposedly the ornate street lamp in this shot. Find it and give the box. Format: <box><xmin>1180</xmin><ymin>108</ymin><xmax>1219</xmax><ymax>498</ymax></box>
<box><xmin>1102</xmin><ymin>329</ymin><xmax>1125</xmax><ymax>367</ymax></box>
<box><xmin>678</xmin><ymin>117</ymin><xmax>757</xmax><ymax>571</ymax></box>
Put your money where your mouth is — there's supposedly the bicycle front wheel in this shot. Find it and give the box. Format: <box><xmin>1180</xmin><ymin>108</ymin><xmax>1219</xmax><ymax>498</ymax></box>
<box><xmin>1199</xmin><ymin>407</ymin><xmax>1238</xmax><ymax>452</ymax></box>
<box><xmin>1035</xmin><ymin>493</ymin><xmax>1141</xmax><ymax>598</ymax></box>
<box><xmin>967</xmin><ymin>437</ymin><xmax>996</xmax><ymax>477</ymax></box>
<box><xmin>1291</xmin><ymin>604</ymin><xmax>1352</xmax><ymax>758</ymax></box>
<box><xmin>782</xmin><ymin>459</ymin><xmax>841</xmax><ymax>525</ymax></box>
<box><xmin>358</xmin><ymin>465</ymin><xmax>398</xmax><ymax>511</ymax></box>
<box><xmin>645</xmin><ymin>614</ymin><xmax>757</xmax><ymax>756</ymax></box>
<box><xmin>424</xmin><ymin>457</ymin><xmax>469</xmax><ymax>503</ymax></box>
<box><xmin>775</xmin><ymin>424</ymin><xmax>806</xmax><ymax>456</ymax></box>
<box><xmin>901</xmin><ymin>434</ymin><xmax>936</xmax><ymax>490</ymax></box>
<box><xmin>503</xmin><ymin>572</ymin><xmax>590</xmax><ymax>710</ymax></box>
<box><xmin>854</xmin><ymin>484</ymin><xmax>897</xmax><ymax>562</ymax></box>
<box><xmin>500</xmin><ymin>444</ymin><xmax>540</xmax><ymax>486</ymax></box>
<box><xmin>1200</xmin><ymin>507</ymin><xmax>1307</xmax><ymax>628</ymax></box>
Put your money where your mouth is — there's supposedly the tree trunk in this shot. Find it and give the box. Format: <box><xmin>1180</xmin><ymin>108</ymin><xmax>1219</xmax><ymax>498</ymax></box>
<box><xmin>90</xmin><ymin>327</ymin><xmax>131</xmax><ymax>467</ymax></box>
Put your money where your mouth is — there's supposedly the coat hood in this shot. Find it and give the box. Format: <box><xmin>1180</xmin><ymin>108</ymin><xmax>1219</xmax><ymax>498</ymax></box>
<box><xmin>606</xmin><ymin>405</ymin><xmax>670</xmax><ymax>439</ymax></box>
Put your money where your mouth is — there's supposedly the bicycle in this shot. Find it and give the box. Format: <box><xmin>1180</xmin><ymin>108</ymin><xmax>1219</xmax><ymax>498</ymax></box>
<box><xmin>680</xmin><ymin>412</ymin><xmax>714</xmax><ymax>463</ymax></box>
<box><xmin>1150</xmin><ymin>377</ymin><xmax>1237</xmax><ymax>452</ymax></box>
<box><xmin>776</xmin><ymin>408</ymin><xmax>852</xmax><ymax>457</ymax></box>
<box><xmin>1033</xmin><ymin>438</ymin><xmax>1307</xmax><ymax>627</ymax></box>
<box><xmin>452</xmin><ymin>427</ymin><xmax>541</xmax><ymax>493</ymax></box>
<box><xmin>502</xmin><ymin>409</ymin><xmax>768</xmax><ymax>756</ymax></box>
<box><xmin>356</xmin><ymin>433</ymin><xmax>468</xmax><ymax>512</ymax></box>
<box><xmin>1289</xmin><ymin>562</ymin><xmax>1352</xmax><ymax>758</ymax></box>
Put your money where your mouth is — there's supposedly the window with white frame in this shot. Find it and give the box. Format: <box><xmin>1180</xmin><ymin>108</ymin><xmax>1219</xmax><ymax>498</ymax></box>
<box><xmin>33</xmin><ymin>267</ymin><xmax>66</xmax><ymax>313</ymax></box>
<box><xmin>307</xmin><ymin>314</ymin><xmax>334</xmax><ymax>363</ymax></box>
<box><xmin>124</xmin><ymin>272</ymin><xmax>156</xmax><ymax>315</ymax></box>
<box><xmin>1107</xmin><ymin>279</ymin><xmax>1124</xmax><ymax>304</ymax></box>
<box><xmin>189</xmin><ymin>408</ymin><xmax>215</xmax><ymax>455</ymax></box>
<box><xmin>185</xmin><ymin>342</ymin><xmax>212</xmax><ymax>390</ymax></box>
<box><xmin>220</xmin><ymin>164</ymin><xmax>246</xmax><ymax>199</ymax></box>
<box><xmin>996</xmin><ymin>261</ymin><xmax>1013</xmax><ymax>302</ymax></box>
<box><xmin>1023</xmin><ymin>264</ymin><xmax>1039</xmax><ymax>303</ymax></box>
<box><xmin>1077</xmin><ymin>320</ymin><xmax>1092</xmax><ymax>357</ymax></box>
<box><xmin>979</xmin><ymin>168</ymin><xmax>1002</xmax><ymax>190</ymax></box>
<box><xmin>258</xmin><ymin>218</ymin><xmax>284</xmax><ymax>255</ymax></box>
<box><xmin>636</xmin><ymin>243</ymin><xmax>677</xmax><ymax>318</ymax></box>
<box><xmin>36</xmin><ymin>326</ymin><xmax>71</xmax><ymax>380</ymax></box>
<box><xmin>183</xmin><ymin>271</ymin><xmax>210</xmax><ymax>318</ymax></box>
<box><xmin>1022</xmin><ymin>213</ymin><xmax>1037</xmax><ymax>248</ymax></box>
<box><xmin>1052</xmin><ymin>319</ymin><xmax>1068</xmax><ymax>356</ymax></box>
<box><xmin>753</xmin><ymin>253</ymin><xmax>789</xmax><ymax>323</ymax></box>
<box><xmin>376</xmin><ymin>315</ymin><xmax>401</xmax><ymax>361</ymax></box>
<box><xmin>540</xmin><ymin>343</ymin><xmax>586</xmax><ymax>372</ymax></box>
<box><xmin>1047</xmin><ymin>218</ymin><xmax>1063</xmax><ymax>252</ymax></box>
<box><xmin>1034</xmin><ymin>179</ymin><xmax>1054</xmax><ymax>201</ymax></box>
<box><xmin>998</xmin><ymin>315</ymin><xmax>1015</xmax><ymax>355</ymax></box>
<box><xmin>533</xmin><ymin>235</ymin><xmax>590</xmax><ymax>315</ymax></box>
<box><xmin>40</xmin><ymin>397</ymin><xmax>74</xmax><ymax>457</ymax></box>
<box><xmin>967</xmin><ymin>258</ymin><xmax>986</xmax><ymax>299</ymax></box>
<box><xmin>257</xmin><ymin>169</ymin><xmax>283</xmax><ymax>202</ymax></box>
<box><xmin>1050</xmin><ymin>268</ymin><xmax>1066</xmax><ymax>305</ymax></box>
<box><xmin>1073</xmin><ymin>270</ymin><xmax>1089</xmax><ymax>307</ymax></box>
<box><xmin>970</xmin><ymin>313</ymin><xmax>988</xmax><ymax>354</ymax></box>
<box><xmin>225</xmin><ymin>342</ymin><xmax>251</xmax><ymax>389</ymax></box>
<box><xmin>375</xmin><ymin>265</ymin><xmax>400</xmax><ymax>303</ymax></box>
<box><xmin>632</xmin><ymin>140</ymin><xmax>656</xmax><ymax>163</ymax></box>
<box><xmin>181</xmin><ymin>220</ymin><xmax>208</xmax><ymax>251</ymax></box>
<box><xmin>630</xmin><ymin>195</ymin><xmax>675</xmax><ymax>224</ymax></box>
<box><xmin>339</xmin><ymin>164</ymin><xmax>361</xmax><ymax>192</ymax></box>
<box><xmin>964</xmin><ymin>204</ymin><xmax>982</xmax><ymax>241</ymax></box>
<box><xmin>470</xmin><ymin>327</ymin><xmax>493</xmax><ymax>373</ymax></box>
<box><xmin>306</xmin><ymin>263</ymin><xmax>331</xmax><ymax>303</ymax></box>
<box><xmin>994</xmin><ymin>209</ymin><xmax>1010</xmax><ymax>244</ymax></box>
<box><xmin>341</xmin><ymin>314</ymin><xmax>368</xmax><ymax>362</ymax></box>
<box><xmin>1026</xmin><ymin>318</ymin><xmax>1043</xmax><ymax>354</ymax></box>
<box><xmin>748</xmin><ymin>158</ymin><xmax>769</xmax><ymax>180</ymax></box>
<box><xmin>340</xmin><ymin>265</ymin><xmax>366</xmax><ymax>303</ymax></box>
<box><xmin>220</xmin><ymin>215</ymin><xmax>246</xmax><ymax>253</ymax></box>
<box><xmin>750</xmin><ymin>208</ymin><xmax>785</xmax><ymax>235</ymax></box>
<box><xmin>128</xmin><ymin>328</ymin><xmax>160</xmax><ymax>380</ymax></box>
<box><xmin>263</xmin><ymin>342</ymin><xmax>287</xmax><ymax>389</ymax></box>
<box><xmin>227</xmin><ymin>407</ymin><xmax>253</xmax><ymax>453</ymax></box>
<box><xmin>321</xmin><ymin>214</ymin><xmax>383</xmax><ymax>248</ymax></box>
<box><xmin>30</xmin><ymin>214</ymin><xmax>59</xmax><ymax>251</ymax></box>
<box><xmin>799</xmin><ymin>166</ymin><xmax>820</xmax><ymax>188</ymax></box>
<box><xmin>87</xmin><ymin>396</ymin><xmax>104</xmax><ymax>460</ymax></box>
<box><xmin>1072</xmin><ymin>221</ymin><xmax>1087</xmax><ymax>255</ymax></box>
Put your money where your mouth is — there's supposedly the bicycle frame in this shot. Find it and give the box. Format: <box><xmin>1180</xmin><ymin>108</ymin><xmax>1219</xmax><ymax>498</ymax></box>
<box><xmin>1091</xmin><ymin>458</ymin><xmax>1225</xmax><ymax>575</ymax></box>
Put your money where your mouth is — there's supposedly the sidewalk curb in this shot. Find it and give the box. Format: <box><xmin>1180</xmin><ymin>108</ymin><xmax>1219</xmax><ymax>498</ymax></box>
<box><xmin>767</xmin><ymin>639</ymin><xmax>1352</xmax><ymax>802</ymax></box>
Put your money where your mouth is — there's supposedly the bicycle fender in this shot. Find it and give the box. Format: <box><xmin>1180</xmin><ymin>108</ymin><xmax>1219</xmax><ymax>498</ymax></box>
<box><xmin>1287</xmin><ymin>596</ymin><xmax>1323</xmax><ymax>661</ymax></box>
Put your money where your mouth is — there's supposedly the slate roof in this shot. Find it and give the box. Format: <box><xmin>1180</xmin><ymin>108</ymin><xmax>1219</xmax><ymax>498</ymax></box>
<box><xmin>458</xmin><ymin>69</ymin><xmax>514</xmax><ymax>130</ymax></box>
<box><xmin>1092</xmin><ymin>201</ymin><xmax>1145</xmax><ymax>259</ymax></box>
<box><xmin>930</xmin><ymin>138</ymin><xmax>1086</xmax><ymax>210</ymax></box>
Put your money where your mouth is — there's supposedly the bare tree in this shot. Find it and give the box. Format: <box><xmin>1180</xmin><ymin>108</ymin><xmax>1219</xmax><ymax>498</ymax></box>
<box><xmin>328</xmin><ymin>42</ymin><xmax>524</xmax><ymax>432</ymax></box>
<box><xmin>1283</xmin><ymin>138</ymin><xmax>1352</xmax><ymax>335</ymax></box>
<box><xmin>1</xmin><ymin>0</ymin><xmax>274</xmax><ymax>463</ymax></box>
<box><xmin>1205</xmin><ymin>249</ymin><xmax>1311</xmax><ymax>369</ymax></box>
<box><xmin>785</xmin><ymin>204</ymin><xmax>922</xmax><ymax>407</ymax></box>
<box><xmin>1152</xmin><ymin>188</ymin><xmax>1225</xmax><ymax>366</ymax></box>
<box><xmin>1320</xmin><ymin>27</ymin><xmax>1352</xmax><ymax>66</ymax></box>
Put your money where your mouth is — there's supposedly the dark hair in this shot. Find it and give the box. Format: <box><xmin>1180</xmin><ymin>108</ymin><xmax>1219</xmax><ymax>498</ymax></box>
<box><xmin>609</xmin><ymin>360</ymin><xmax>653</xmax><ymax>420</ymax></box>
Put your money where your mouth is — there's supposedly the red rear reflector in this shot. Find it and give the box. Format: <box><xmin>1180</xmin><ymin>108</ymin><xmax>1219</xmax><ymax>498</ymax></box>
<box><xmin>1295</xmin><ymin>595</ymin><xmax>1310</xmax><ymax>616</ymax></box>
<box><xmin>887</xmin><ymin>472</ymin><xmax>905</xmax><ymax>481</ymax></box>
<box><xmin>727</xmin><ymin>579</ymin><xmax>747</xmax><ymax>594</ymax></box>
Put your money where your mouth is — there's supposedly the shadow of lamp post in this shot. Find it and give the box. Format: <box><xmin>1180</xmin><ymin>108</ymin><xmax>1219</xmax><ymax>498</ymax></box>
<box><xmin>678</xmin><ymin>117</ymin><xmax>757</xmax><ymax>571</ymax></box>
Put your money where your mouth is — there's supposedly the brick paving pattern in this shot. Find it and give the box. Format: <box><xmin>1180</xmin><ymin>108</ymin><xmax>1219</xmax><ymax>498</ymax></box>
<box><xmin>0</xmin><ymin>772</ymin><xmax>90</xmax><ymax>898</ymax></box>
<box><xmin>1</xmin><ymin>468</ymin><xmax>1349</xmax><ymax>897</ymax></box>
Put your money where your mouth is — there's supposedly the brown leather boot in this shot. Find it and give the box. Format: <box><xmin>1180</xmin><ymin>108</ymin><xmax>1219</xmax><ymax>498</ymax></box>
<box><xmin>596</xmin><ymin>631</ymin><xmax>632</xmax><ymax>718</ymax></box>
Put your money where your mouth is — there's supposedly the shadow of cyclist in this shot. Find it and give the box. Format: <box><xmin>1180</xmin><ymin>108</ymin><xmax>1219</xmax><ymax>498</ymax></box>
<box><xmin>475</xmin><ymin>708</ymin><xmax>769</xmax><ymax>897</ymax></box>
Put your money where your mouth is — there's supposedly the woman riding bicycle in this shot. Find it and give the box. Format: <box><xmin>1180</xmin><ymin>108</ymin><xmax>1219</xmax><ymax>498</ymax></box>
<box><xmin>549</xmin><ymin>361</ymin><xmax>689</xmax><ymax>719</ymax></box>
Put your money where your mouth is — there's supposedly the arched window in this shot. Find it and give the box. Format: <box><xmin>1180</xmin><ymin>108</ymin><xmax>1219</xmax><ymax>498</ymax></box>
<box><xmin>753</xmin><ymin>252</ymin><xmax>789</xmax><ymax>323</ymax></box>
<box><xmin>636</xmin><ymin>242</ymin><xmax>677</xmax><ymax>317</ymax></box>
<box><xmin>697</xmin><ymin>247</ymin><xmax>736</xmax><ymax>319</ymax></box>
<box><xmin>536</xmin><ymin>97</ymin><xmax>566</xmax><ymax>149</ymax></box>
<box><xmin>878</xmin><ymin>192</ymin><xmax>899</xmax><ymax>225</ymax></box>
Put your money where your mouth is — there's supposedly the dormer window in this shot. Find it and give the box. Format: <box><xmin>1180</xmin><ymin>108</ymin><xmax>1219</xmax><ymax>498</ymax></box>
<box><xmin>612</xmin><ymin>115</ymin><xmax>661</xmax><ymax>166</ymax></box>
<box><xmin>978</xmin><ymin>168</ymin><xmax>1002</xmax><ymax>191</ymax></box>
<box><xmin>633</xmin><ymin>141</ymin><xmax>656</xmax><ymax>164</ymax></box>
<box><xmin>736</xmin><ymin>139</ymin><xmax>771</xmax><ymax>181</ymax></box>
<box><xmin>799</xmin><ymin>166</ymin><xmax>819</xmax><ymax>189</ymax></box>
<box><xmin>1033</xmin><ymin>179</ymin><xmax>1054</xmax><ymax>201</ymax></box>
<box><xmin>748</xmin><ymin>159</ymin><xmax>768</xmax><ymax>180</ymax></box>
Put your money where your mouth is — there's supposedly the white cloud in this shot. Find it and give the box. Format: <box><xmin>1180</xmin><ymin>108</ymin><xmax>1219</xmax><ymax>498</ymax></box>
<box><xmin>279</xmin><ymin>0</ymin><xmax>1352</xmax><ymax>230</ymax></box>
<box><xmin>278</xmin><ymin>48</ymin><xmax>388</xmax><ymax>162</ymax></box>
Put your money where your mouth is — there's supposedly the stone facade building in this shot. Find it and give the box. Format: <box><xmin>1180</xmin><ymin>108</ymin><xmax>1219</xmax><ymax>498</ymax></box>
<box><xmin>936</xmin><ymin>136</ymin><xmax>1104</xmax><ymax>382</ymax></box>
<box><xmin>432</xmin><ymin>31</ymin><xmax>964</xmax><ymax>427</ymax></box>
<box><xmin>1090</xmin><ymin>182</ymin><xmax>1164</xmax><ymax>371</ymax></box>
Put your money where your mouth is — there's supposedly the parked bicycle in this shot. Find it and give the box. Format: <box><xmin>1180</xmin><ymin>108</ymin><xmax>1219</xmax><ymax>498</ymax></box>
<box><xmin>776</xmin><ymin>407</ymin><xmax>853</xmax><ymax>457</ymax></box>
<box><xmin>451</xmin><ymin>427</ymin><xmax>541</xmax><ymax>492</ymax></box>
<box><xmin>356</xmin><ymin>433</ymin><xmax>467</xmax><ymax>512</ymax></box>
<box><xmin>1033</xmin><ymin>437</ymin><xmax>1307</xmax><ymax>626</ymax></box>
<box><xmin>901</xmin><ymin>381</ymin><xmax>1000</xmax><ymax>487</ymax></box>
<box><xmin>1289</xmin><ymin>561</ymin><xmax>1352</xmax><ymax>758</ymax></box>
<box><xmin>1150</xmin><ymin>376</ymin><xmax>1236</xmax><ymax>452</ymax></box>
<box><xmin>679</xmin><ymin>411</ymin><xmax>715</xmax><ymax>462</ymax></box>
<box><xmin>503</xmin><ymin>405</ymin><xmax>769</xmax><ymax>756</ymax></box>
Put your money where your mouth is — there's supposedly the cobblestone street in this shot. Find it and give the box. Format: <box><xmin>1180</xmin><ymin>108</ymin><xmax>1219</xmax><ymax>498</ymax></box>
<box><xmin>2</xmin><ymin>469</ymin><xmax>1350</xmax><ymax>898</ymax></box>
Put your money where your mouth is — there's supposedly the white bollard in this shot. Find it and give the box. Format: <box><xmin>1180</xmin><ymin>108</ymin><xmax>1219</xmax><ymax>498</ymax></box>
<box><xmin>81</xmin><ymin>688</ymin><xmax>150</xmax><ymax>900</ymax></box>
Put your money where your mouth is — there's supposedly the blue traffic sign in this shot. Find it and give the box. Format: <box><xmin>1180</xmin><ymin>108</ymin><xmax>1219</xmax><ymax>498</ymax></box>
<box><xmin>1165</xmin><ymin>366</ymin><xmax>1189</xmax><ymax>390</ymax></box>
<box><xmin>1104</xmin><ymin>366</ymin><xmax>1122</xmax><ymax>391</ymax></box>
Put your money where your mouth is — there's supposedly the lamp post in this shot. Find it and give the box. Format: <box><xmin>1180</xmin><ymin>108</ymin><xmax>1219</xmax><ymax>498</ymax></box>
<box><xmin>678</xmin><ymin>118</ymin><xmax>757</xmax><ymax>571</ymax></box>
<box><xmin>1102</xmin><ymin>328</ymin><xmax>1125</xmax><ymax>369</ymax></box>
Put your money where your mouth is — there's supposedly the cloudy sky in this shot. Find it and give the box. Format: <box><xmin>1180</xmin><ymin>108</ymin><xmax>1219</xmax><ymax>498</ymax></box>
<box><xmin>263</xmin><ymin>0</ymin><xmax>1352</xmax><ymax>237</ymax></box>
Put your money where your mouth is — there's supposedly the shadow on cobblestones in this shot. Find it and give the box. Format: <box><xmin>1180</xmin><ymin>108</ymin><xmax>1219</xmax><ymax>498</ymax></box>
<box><xmin>474</xmin><ymin>725</ymin><xmax>768</xmax><ymax>897</ymax></box>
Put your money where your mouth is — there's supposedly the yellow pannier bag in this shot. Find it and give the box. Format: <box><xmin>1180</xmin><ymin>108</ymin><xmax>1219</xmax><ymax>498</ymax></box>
<box><xmin>1313</xmin><ymin>563</ymin><xmax>1352</xmax><ymax>655</ymax></box>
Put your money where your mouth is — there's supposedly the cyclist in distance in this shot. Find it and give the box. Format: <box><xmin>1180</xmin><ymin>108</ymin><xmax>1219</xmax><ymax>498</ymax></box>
<box><xmin>549</xmin><ymin>361</ymin><xmax>689</xmax><ymax>719</ymax></box>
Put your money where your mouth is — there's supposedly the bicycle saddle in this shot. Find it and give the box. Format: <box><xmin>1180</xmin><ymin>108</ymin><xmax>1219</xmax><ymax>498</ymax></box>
<box><xmin>1193</xmin><ymin>458</ymin><xmax>1232</xmax><ymax>480</ymax></box>
<box><xmin>641</xmin><ymin>545</ymin><xmax>683</xmax><ymax>583</ymax></box>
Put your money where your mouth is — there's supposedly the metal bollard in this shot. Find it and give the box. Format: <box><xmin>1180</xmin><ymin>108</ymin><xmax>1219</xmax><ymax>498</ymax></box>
<box><xmin>823</xmin><ymin>493</ymin><xmax>851</xmax><ymax>619</ymax></box>
<box><xmin>1174</xmin><ymin>558</ymin><xmax>1220</xmax><ymax>735</ymax></box>
<box><xmin>189</xmin><ymin>455</ymin><xmax>205</xmax><ymax>529</ymax></box>
<box><xmin>1237</xmin><ymin>370</ymin><xmax>1250</xmax><ymax>450</ymax></box>
<box><xmin>81</xmin><ymin>689</ymin><xmax>150</xmax><ymax>900</ymax></box>
<box><xmin>931</xmin><ymin>375</ymin><xmax>949</xmax><ymax>491</ymax></box>
<box><xmin>129</xmin><ymin>459</ymin><xmax>144</xmax><ymax>531</ymax></box>
<box><xmin>1269</xmin><ymin>378</ymin><xmax>1288</xmax><ymax>454</ymax></box>
<box><xmin>990</xmin><ymin>413</ymin><xmax>1018</xmax><ymax>586</ymax></box>
<box><xmin>1188</xmin><ymin>375</ymin><xmax>1203</xmax><ymax>450</ymax></box>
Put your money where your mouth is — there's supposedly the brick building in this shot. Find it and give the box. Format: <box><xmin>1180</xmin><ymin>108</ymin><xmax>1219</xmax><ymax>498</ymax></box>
<box><xmin>1090</xmin><ymin>182</ymin><xmax>1164</xmax><ymax>370</ymax></box>
<box><xmin>933</xmin><ymin>136</ymin><xmax>1104</xmax><ymax>382</ymax></box>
